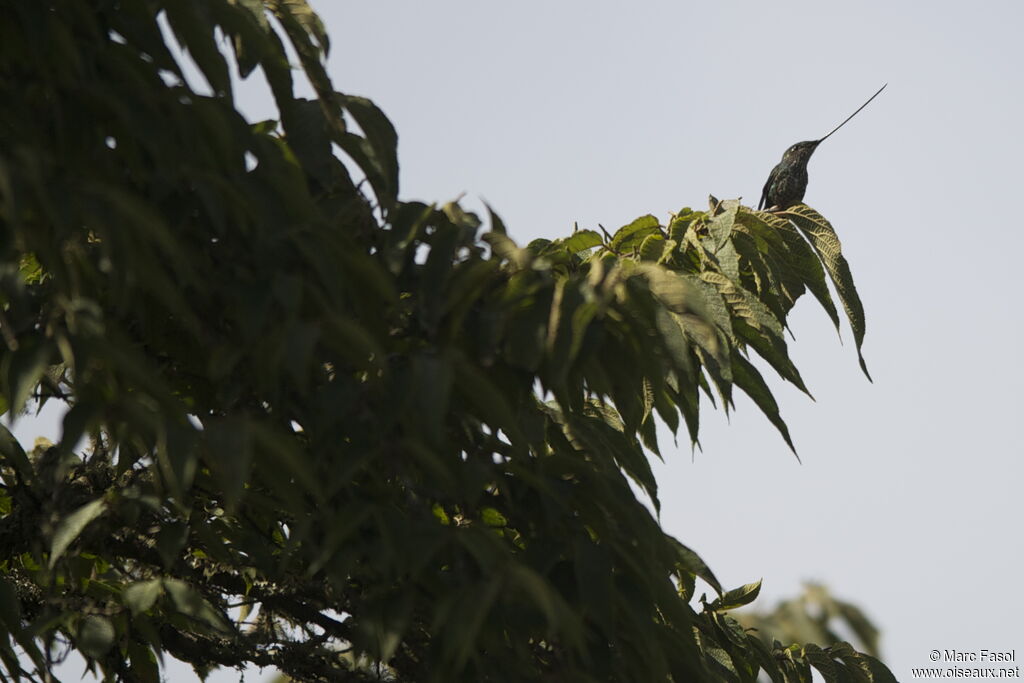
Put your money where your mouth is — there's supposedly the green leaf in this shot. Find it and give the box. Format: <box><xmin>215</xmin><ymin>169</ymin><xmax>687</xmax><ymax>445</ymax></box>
<box><xmin>452</xmin><ymin>353</ymin><xmax>522</xmax><ymax>446</ymax></box>
<box><xmin>77</xmin><ymin>615</ymin><xmax>116</xmax><ymax>660</ymax></box>
<box><xmin>480</xmin><ymin>507</ymin><xmax>507</xmax><ymax>527</ymax></box>
<box><xmin>230</xmin><ymin>0</ymin><xmax>271</xmax><ymax>33</ymax></box>
<box><xmin>0</xmin><ymin>424</ymin><xmax>32</xmax><ymax>485</ymax></box>
<box><xmin>638</xmin><ymin>233</ymin><xmax>667</xmax><ymax>262</ymax></box>
<box><xmin>50</xmin><ymin>498</ymin><xmax>107</xmax><ymax>568</ymax></box>
<box><xmin>439</xmin><ymin>578</ymin><xmax>502</xmax><ymax>670</ymax></box>
<box><xmin>156</xmin><ymin>521</ymin><xmax>190</xmax><ymax>569</ymax></box>
<box><xmin>546</xmin><ymin>273</ymin><xmax>604</xmax><ymax>387</ymax></box>
<box><xmin>271</xmin><ymin>0</ymin><xmax>336</xmax><ymax>113</ymax></box>
<box><xmin>0</xmin><ymin>577</ymin><xmax>22</xmax><ymax>630</ymax></box>
<box><xmin>784</xmin><ymin>204</ymin><xmax>870</xmax><ymax>380</ymax></box>
<box><xmin>163</xmin><ymin>2</ymin><xmax>233</xmax><ymax>99</ymax></box>
<box><xmin>162</xmin><ymin>579</ymin><xmax>232</xmax><ymax>634</ymax></box>
<box><xmin>282</xmin><ymin>97</ymin><xmax>341</xmax><ymax>189</ymax></box>
<box><xmin>829</xmin><ymin>642</ymin><xmax>881</xmax><ymax>683</ymax></box>
<box><xmin>731</xmin><ymin>352</ymin><xmax>796</xmax><ymax>456</ymax></box>
<box><xmin>671</xmin><ymin>538</ymin><xmax>722</xmax><ymax>595</ymax></box>
<box><xmin>127</xmin><ymin>639</ymin><xmax>161</xmax><ymax>683</ymax></box>
<box><xmin>757</xmin><ymin>211</ymin><xmax>841</xmax><ymax>328</ymax></box>
<box><xmin>123</xmin><ymin>580</ymin><xmax>164</xmax><ymax>616</ymax></box>
<box><xmin>483</xmin><ymin>200</ymin><xmax>508</xmax><ymax>235</ymax></box>
<box><xmin>702</xmin><ymin>271</ymin><xmax>810</xmax><ymax>395</ymax></box>
<box><xmin>637</xmin><ymin>263</ymin><xmax>702</xmax><ymax>315</ymax></box>
<box><xmin>410</xmin><ymin>351</ymin><xmax>453</xmax><ymax>447</ymax></box>
<box><xmin>804</xmin><ymin>643</ymin><xmax>841</xmax><ymax>683</ymax></box>
<box><xmin>18</xmin><ymin>252</ymin><xmax>44</xmax><ymax>284</ymax></box>
<box><xmin>706</xmin><ymin>200</ymin><xmax>738</xmax><ymax>253</ymax></box>
<box><xmin>339</xmin><ymin>94</ymin><xmax>400</xmax><ymax>211</ymax></box>
<box><xmin>248</xmin><ymin>422</ymin><xmax>323</xmax><ymax>503</ymax></box>
<box><xmin>573</xmin><ymin>537</ymin><xmax>613</xmax><ymax>633</ymax></box>
<box><xmin>836</xmin><ymin>599</ymin><xmax>881</xmax><ymax>656</ymax></box>
<box><xmin>4</xmin><ymin>342</ymin><xmax>50</xmax><ymax>415</ymax></box>
<box><xmin>556</xmin><ymin>229</ymin><xmax>603</xmax><ymax>255</ymax></box>
<box><xmin>506</xmin><ymin>564</ymin><xmax>579</xmax><ymax>642</ymax></box>
<box><xmin>611</xmin><ymin>214</ymin><xmax>660</xmax><ymax>252</ymax></box>
<box><xmin>0</xmin><ymin>575</ymin><xmax>45</xmax><ymax>672</ymax></box>
<box><xmin>276</xmin><ymin>0</ymin><xmax>329</xmax><ymax>53</ymax></box>
<box><xmin>710</xmin><ymin>579</ymin><xmax>762</xmax><ymax>611</ymax></box>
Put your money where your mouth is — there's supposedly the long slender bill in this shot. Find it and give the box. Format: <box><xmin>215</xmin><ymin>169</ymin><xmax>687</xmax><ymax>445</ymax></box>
<box><xmin>817</xmin><ymin>83</ymin><xmax>887</xmax><ymax>143</ymax></box>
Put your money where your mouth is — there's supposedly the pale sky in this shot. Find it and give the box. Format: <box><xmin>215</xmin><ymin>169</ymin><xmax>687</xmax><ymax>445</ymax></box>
<box><xmin>16</xmin><ymin>1</ymin><xmax>1024</xmax><ymax>680</ymax></box>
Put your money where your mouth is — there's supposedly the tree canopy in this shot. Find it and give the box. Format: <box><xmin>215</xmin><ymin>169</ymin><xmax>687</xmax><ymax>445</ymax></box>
<box><xmin>0</xmin><ymin>2</ymin><xmax>894</xmax><ymax>681</ymax></box>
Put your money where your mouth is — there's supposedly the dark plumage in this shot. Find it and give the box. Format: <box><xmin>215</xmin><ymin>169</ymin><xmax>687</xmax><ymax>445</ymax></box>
<box><xmin>758</xmin><ymin>140</ymin><xmax>820</xmax><ymax>211</ymax></box>
<box><xmin>757</xmin><ymin>84</ymin><xmax>887</xmax><ymax>212</ymax></box>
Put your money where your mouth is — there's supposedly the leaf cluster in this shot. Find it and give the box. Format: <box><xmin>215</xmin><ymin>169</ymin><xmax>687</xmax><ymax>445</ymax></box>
<box><xmin>0</xmin><ymin>2</ymin><xmax>887</xmax><ymax>682</ymax></box>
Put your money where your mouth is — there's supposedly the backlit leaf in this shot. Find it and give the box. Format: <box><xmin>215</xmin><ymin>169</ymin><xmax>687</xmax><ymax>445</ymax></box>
<box><xmin>50</xmin><ymin>499</ymin><xmax>107</xmax><ymax>568</ymax></box>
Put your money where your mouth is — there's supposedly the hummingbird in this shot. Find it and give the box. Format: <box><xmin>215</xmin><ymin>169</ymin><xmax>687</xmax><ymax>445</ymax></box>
<box><xmin>758</xmin><ymin>84</ymin><xmax>887</xmax><ymax>212</ymax></box>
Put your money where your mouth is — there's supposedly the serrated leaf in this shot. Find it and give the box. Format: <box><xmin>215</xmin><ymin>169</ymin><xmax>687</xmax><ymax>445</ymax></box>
<box><xmin>700</xmin><ymin>271</ymin><xmax>783</xmax><ymax>339</ymax></box>
<box><xmin>482</xmin><ymin>231</ymin><xmax>527</xmax><ymax>267</ymax></box>
<box><xmin>452</xmin><ymin>353</ymin><xmax>522</xmax><ymax>446</ymax></box>
<box><xmin>829</xmin><ymin>642</ymin><xmax>876</xmax><ymax>683</ymax></box>
<box><xmin>439</xmin><ymin>578</ymin><xmax>501</xmax><ymax>670</ymax></box>
<box><xmin>771</xmin><ymin>215</ymin><xmax>841</xmax><ymax>322</ymax></box>
<box><xmin>747</xmin><ymin>636</ymin><xmax>787</xmax><ymax>683</ymax></box>
<box><xmin>732</xmin><ymin>352</ymin><xmax>797</xmax><ymax>456</ymax></box>
<box><xmin>638</xmin><ymin>233</ymin><xmax>667</xmax><ymax>262</ymax></box>
<box><xmin>230</xmin><ymin>0</ymin><xmax>271</xmax><ymax>32</ymax></box>
<box><xmin>480</xmin><ymin>507</ymin><xmax>507</xmax><ymax>527</ymax></box>
<box><xmin>270</xmin><ymin>0</ymin><xmax>334</xmax><ymax>107</ymax></box>
<box><xmin>18</xmin><ymin>252</ymin><xmax>43</xmax><ymax>284</ymax></box>
<box><xmin>77</xmin><ymin>615</ymin><xmax>116</xmax><ymax>660</ymax></box>
<box><xmin>711</xmin><ymin>579</ymin><xmax>762</xmax><ymax>611</ymax></box>
<box><xmin>483</xmin><ymin>200</ymin><xmax>508</xmax><ymax>235</ymax></box>
<box><xmin>584</xmin><ymin>402</ymin><xmax>659</xmax><ymax>506</ymax></box>
<box><xmin>156</xmin><ymin>521</ymin><xmax>190</xmax><ymax>569</ymax></box>
<box><xmin>431</xmin><ymin>503</ymin><xmax>450</xmax><ymax>526</ymax></box>
<box><xmin>637</xmin><ymin>263</ymin><xmax>702</xmax><ymax>315</ymax></box>
<box><xmin>804</xmin><ymin>643</ymin><xmax>841</xmax><ymax>683</ymax></box>
<box><xmin>671</xmin><ymin>538</ymin><xmax>722</xmax><ymax>595</ymax></box>
<box><xmin>5</xmin><ymin>343</ymin><xmax>51</xmax><ymax>415</ymax></box>
<box><xmin>283</xmin><ymin>96</ymin><xmax>334</xmax><ymax>178</ymax></box>
<box><xmin>276</xmin><ymin>0</ymin><xmax>329</xmax><ymax>53</ymax></box>
<box><xmin>506</xmin><ymin>564</ymin><xmax>576</xmax><ymax>638</ymax></box>
<box><xmin>127</xmin><ymin>639</ymin><xmax>161</xmax><ymax>683</ymax></box>
<box><xmin>706</xmin><ymin>201</ymin><xmax>738</xmax><ymax>253</ymax></box>
<box><xmin>163</xmin><ymin>3</ymin><xmax>233</xmax><ymax>99</ymax></box>
<box><xmin>162</xmin><ymin>579</ymin><xmax>232</xmax><ymax>634</ymax></box>
<box><xmin>573</xmin><ymin>537</ymin><xmax>613</xmax><ymax>634</ymax></box>
<box><xmin>50</xmin><ymin>498</ymin><xmax>107</xmax><ymax>568</ymax></box>
<box><xmin>702</xmin><ymin>271</ymin><xmax>810</xmax><ymax>395</ymax></box>
<box><xmin>712</xmin><ymin>612</ymin><xmax>750</xmax><ymax>648</ymax></box>
<box><xmin>410</xmin><ymin>351</ymin><xmax>453</xmax><ymax>447</ymax></box>
<box><xmin>836</xmin><ymin>599</ymin><xmax>881</xmax><ymax>656</ymax></box>
<box><xmin>0</xmin><ymin>577</ymin><xmax>22</xmax><ymax>630</ymax></box>
<box><xmin>784</xmin><ymin>204</ymin><xmax>870</xmax><ymax>380</ymax></box>
<box><xmin>611</xmin><ymin>214</ymin><xmax>660</xmax><ymax>252</ymax></box>
<box><xmin>339</xmin><ymin>94</ymin><xmax>399</xmax><ymax>211</ymax></box>
<box><xmin>0</xmin><ymin>424</ymin><xmax>32</xmax><ymax>485</ymax></box>
<box><xmin>554</xmin><ymin>229</ymin><xmax>603</xmax><ymax>255</ymax></box>
<box><xmin>123</xmin><ymin>580</ymin><xmax>164</xmax><ymax>616</ymax></box>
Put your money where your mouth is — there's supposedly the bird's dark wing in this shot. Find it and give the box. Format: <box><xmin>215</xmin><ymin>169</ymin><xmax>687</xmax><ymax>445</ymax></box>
<box><xmin>758</xmin><ymin>166</ymin><xmax>777</xmax><ymax>211</ymax></box>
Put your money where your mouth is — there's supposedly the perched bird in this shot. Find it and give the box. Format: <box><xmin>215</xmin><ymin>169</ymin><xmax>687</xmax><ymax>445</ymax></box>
<box><xmin>758</xmin><ymin>84</ymin><xmax>887</xmax><ymax>211</ymax></box>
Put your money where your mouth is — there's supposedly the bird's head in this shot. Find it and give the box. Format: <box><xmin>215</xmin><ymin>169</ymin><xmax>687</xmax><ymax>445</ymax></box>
<box><xmin>782</xmin><ymin>140</ymin><xmax>821</xmax><ymax>164</ymax></box>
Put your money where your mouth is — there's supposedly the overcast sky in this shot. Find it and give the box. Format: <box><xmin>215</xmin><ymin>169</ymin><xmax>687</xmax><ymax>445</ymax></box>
<box><xmin>17</xmin><ymin>1</ymin><xmax>1024</xmax><ymax>680</ymax></box>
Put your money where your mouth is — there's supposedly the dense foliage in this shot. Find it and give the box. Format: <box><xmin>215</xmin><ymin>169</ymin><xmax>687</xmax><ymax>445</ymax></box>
<box><xmin>0</xmin><ymin>1</ymin><xmax>893</xmax><ymax>681</ymax></box>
